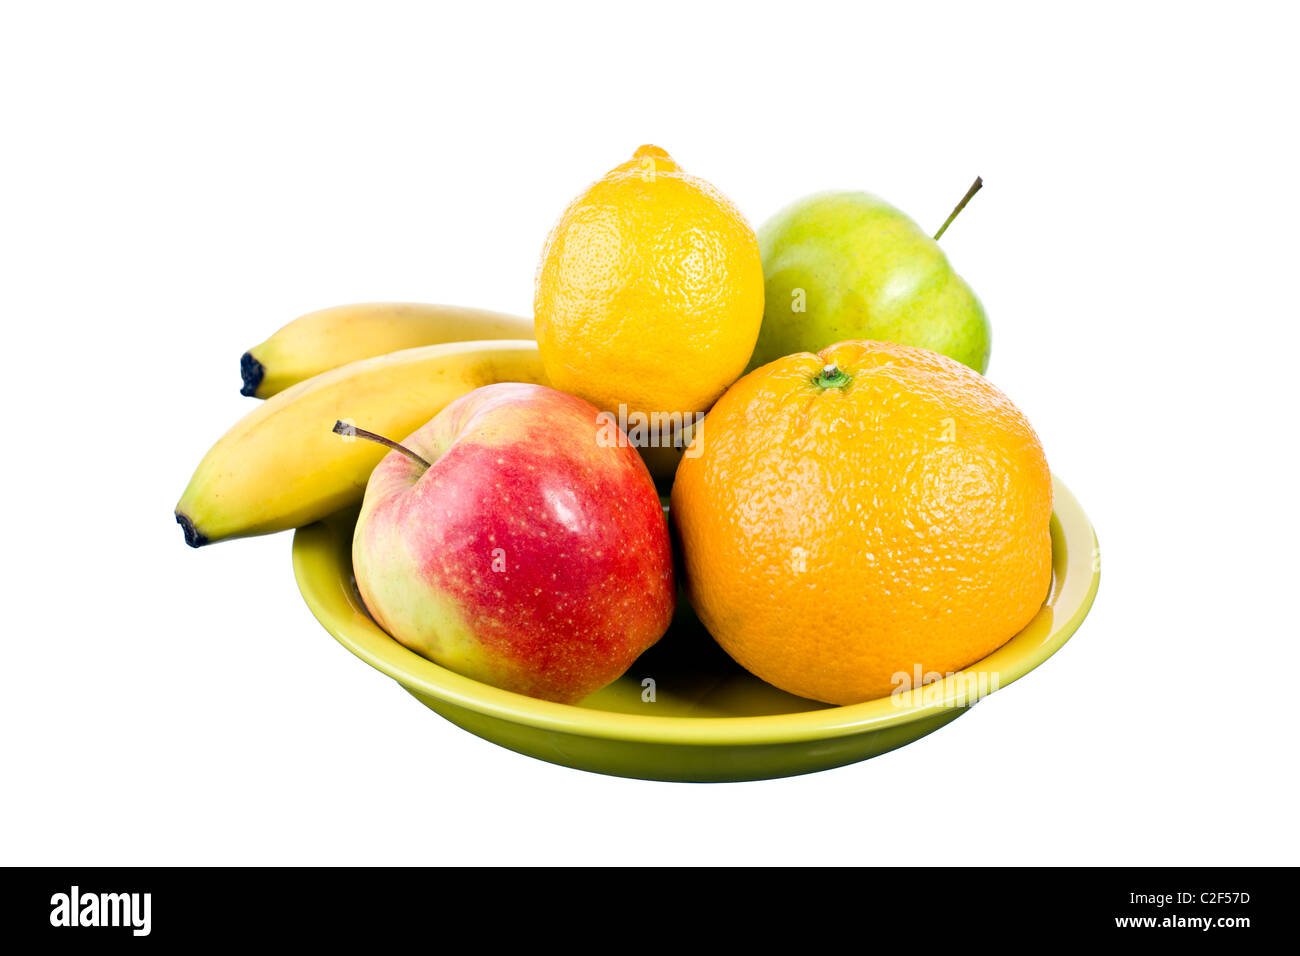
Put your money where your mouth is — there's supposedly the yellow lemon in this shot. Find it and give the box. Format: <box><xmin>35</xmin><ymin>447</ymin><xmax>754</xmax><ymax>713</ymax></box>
<box><xmin>535</xmin><ymin>145</ymin><xmax>764</xmax><ymax>419</ymax></box>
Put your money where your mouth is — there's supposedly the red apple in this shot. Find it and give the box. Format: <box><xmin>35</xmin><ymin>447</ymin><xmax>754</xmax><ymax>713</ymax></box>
<box><xmin>350</xmin><ymin>382</ymin><xmax>675</xmax><ymax>703</ymax></box>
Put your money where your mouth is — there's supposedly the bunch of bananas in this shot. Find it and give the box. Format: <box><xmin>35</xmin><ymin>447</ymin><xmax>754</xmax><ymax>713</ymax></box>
<box><xmin>175</xmin><ymin>303</ymin><xmax>547</xmax><ymax>547</ymax></box>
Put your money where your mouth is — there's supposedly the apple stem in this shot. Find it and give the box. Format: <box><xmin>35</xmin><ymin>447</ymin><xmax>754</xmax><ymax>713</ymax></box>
<box><xmin>333</xmin><ymin>420</ymin><xmax>431</xmax><ymax>470</ymax></box>
<box><xmin>933</xmin><ymin>176</ymin><xmax>983</xmax><ymax>240</ymax></box>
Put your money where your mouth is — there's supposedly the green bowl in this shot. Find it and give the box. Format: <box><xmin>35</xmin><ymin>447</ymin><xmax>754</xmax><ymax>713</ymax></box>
<box><xmin>292</xmin><ymin>475</ymin><xmax>1098</xmax><ymax>782</ymax></box>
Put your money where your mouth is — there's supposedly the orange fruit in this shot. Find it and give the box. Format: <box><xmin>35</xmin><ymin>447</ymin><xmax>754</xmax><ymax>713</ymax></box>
<box><xmin>670</xmin><ymin>340</ymin><xmax>1053</xmax><ymax>705</ymax></box>
<box><xmin>534</xmin><ymin>145</ymin><xmax>764</xmax><ymax>418</ymax></box>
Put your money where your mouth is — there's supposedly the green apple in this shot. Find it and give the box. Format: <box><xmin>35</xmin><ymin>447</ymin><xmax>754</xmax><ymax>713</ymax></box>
<box><xmin>749</xmin><ymin>186</ymin><xmax>991</xmax><ymax>373</ymax></box>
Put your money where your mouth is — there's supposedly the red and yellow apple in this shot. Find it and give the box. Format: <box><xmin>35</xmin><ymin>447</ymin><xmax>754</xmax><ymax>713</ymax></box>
<box><xmin>351</xmin><ymin>382</ymin><xmax>674</xmax><ymax>703</ymax></box>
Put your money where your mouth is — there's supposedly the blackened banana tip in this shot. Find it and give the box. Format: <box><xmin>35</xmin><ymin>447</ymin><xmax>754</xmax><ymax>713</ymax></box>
<box><xmin>176</xmin><ymin>512</ymin><xmax>208</xmax><ymax>548</ymax></box>
<box><xmin>240</xmin><ymin>352</ymin><xmax>264</xmax><ymax>397</ymax></box>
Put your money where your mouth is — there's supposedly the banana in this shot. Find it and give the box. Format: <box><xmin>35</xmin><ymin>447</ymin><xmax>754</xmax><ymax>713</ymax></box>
<box><xmin>177</xmin><ymin>339</ymin><xmax>546</xmax><ymax>547</ymax></box>
<box><xmin>240</xmin><ymin>303</ymin><xmax>535</xmax><ymax>398</ymax></box>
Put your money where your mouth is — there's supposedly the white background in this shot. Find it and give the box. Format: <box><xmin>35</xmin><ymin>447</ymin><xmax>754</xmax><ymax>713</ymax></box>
<box><xmin>2</xmin><ymin>1</ymin><xmax>1297</xmax><ymax>866</ymax></box>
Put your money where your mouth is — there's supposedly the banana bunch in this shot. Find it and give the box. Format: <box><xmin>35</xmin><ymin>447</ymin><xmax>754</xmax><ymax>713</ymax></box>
<box><xmin>176</xmin><ymin>303</ymin><xmax>545</xmax><ymax>547</ymax></box>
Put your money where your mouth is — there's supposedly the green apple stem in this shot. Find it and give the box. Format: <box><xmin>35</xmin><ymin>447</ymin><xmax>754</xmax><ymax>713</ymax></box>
<box><xmin>332</xmin><ymin>420</ymin><xmax>431</xmax><ymax>470</ymax></box>
<box><xmin>933</xmin><ymin>176</ymin><xmax>983</xmax><ymax>240</ymax></box>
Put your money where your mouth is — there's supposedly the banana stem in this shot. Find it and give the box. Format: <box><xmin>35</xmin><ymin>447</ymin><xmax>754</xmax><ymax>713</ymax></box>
<box><xmin>933</xmin><ymin>176</ymin><xmax>983</xmax><ymax>240</ymax></box>
<box><xmin>333</xmin><ymin>420</ymin><xmax>431</xmax><ymax>470</ymax></box>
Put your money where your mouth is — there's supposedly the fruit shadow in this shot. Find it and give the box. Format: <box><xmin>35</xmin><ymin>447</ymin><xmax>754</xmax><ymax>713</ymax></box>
<box><xmin>590</xmin><ymin>589</ymin><xmax>835</xmax><ymax>718</ymax></box>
